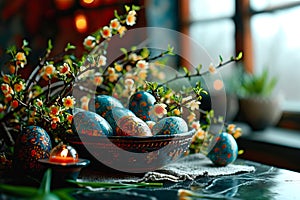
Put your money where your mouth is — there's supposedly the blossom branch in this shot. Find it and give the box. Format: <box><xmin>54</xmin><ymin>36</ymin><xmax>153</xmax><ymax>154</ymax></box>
<box><xmin>159</xmin><ymin>54</ymin><xmax>242</xmax><ymax>87</ymax></box>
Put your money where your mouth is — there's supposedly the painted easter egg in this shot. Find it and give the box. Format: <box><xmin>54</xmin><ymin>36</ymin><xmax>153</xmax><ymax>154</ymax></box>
<box><xmin>146</xmin><ymin>121</ymin><xmax>156</xmax><ymax>131</ymax></box>
<box><xmin>116</xmin><ymin>115</ymin><xmax>152</xmax><ymax>137</ymax></box>
<box><xmin>103</xmin><ymin>107</ymin><xmax>135</xmax><ymax>134</ymax></box>
<box><xmin>129</xmin><ymin>91</ymin><xmax>156</xmax><ymax>121</ymax></box>
<box><xmin>72</xmin><ymin>110</ymin><xmax>113</xmax><ymax>137</ymax></box>
<box><xmin>90</xmin><ymin>95</ymin><xmax>124</xmax><ymax>117</ymax></box>
<box><xmin>13</xmin><ymin>126</ymin><xmax>52</xmax><ymax>174</ymax></box>
<box><xmin>207</xmin><ymin>132</ymin><xmax>238</xmax><ymax>166</ymax></box>
<box><xmin>152</xmin><ymin>116</ymin><xmax>188</xmax><ymax>135</ymax></box>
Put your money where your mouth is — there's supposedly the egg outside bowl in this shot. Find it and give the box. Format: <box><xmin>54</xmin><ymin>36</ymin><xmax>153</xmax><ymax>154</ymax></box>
<box><xmin>67</xmin><ymin>130</ymin><xmax>195</xmax><ymax>173</ymax></box>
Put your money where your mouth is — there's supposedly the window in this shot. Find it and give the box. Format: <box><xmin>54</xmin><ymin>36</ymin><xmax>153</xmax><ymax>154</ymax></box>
<box><xmin>185</xmin><ymin>0</ymin><xmax>300</xmax><ymax>115</ymax></box>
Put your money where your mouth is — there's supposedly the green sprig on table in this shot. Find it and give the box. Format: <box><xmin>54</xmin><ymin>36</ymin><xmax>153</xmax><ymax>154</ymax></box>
<box><xmin>67</xmin><ymin>179</ymin><xmax>163</xmax><ymax>189</ymax></box>
<box><xmin>0</xmin><ymin>169</ymin><xmax>163</xmax><ymax>199</ymax></box>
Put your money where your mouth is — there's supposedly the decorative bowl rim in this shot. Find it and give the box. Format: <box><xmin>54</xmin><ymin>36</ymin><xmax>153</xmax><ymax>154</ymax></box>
<box><xmin>69</xmin><ymin>129</ymin><xmax>196</xmax><ymax>143</ymax></box>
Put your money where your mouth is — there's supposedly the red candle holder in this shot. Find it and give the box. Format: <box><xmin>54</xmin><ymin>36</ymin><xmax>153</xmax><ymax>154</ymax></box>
<box><xmin>49</xmin><ymin>143</ymin><xmax>79</xmax><ymax>164</ymax></box>
<box><xmin>39</xmin><ymin>143</ymin><xmax>90</xmax><ymax>187</ymax></box>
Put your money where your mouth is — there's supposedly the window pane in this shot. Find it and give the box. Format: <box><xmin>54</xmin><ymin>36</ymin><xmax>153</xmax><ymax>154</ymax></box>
<box><xmin>251</xmin><ymin>7</ymin><xmax>300</xmax><ymax>109</ymax></box>
<box><xmin>251</xmin><ymin>0</ymin><xmax>300</xmax><ymax>11</ymax></box>
<box><xmin>189</xmin><ymin>0</ymin><xmax>235</xmax><ymax>20</ymax></box>
<box><xmin>189</xmin><ymin>19</ymin><xmax>235</xmax><ymax>63</ymax></box>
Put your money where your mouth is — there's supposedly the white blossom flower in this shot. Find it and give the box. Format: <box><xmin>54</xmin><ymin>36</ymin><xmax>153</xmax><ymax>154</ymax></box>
<box><xmin>58</xmin><ymin>63</ymin><xmax>70</xmax><ymax>76</ymax></box>
<box><xmin>126</xmin><ymin>11</ymin><xmax>137</xmax><ymax>26</ymax></box>
<box><xmin>83</xmin><ymin>35</ymin><xmax>96</xmax><ymax>49</ymax></box>
<box><xmin>62</xmin><ymin>96</ymin><xmax>76</xmax><ymax>109</ymax></box>
<box><xmin>191</xmin><ymin>121</ymin><xmax>201</xmax><ymax>130</ymax></box>
<box><xmin>151</xmin><ymin>103</ymin><xmax>167</xmax><ymax>118</ymax></box>
<box><xmin>110</xmin><ymin>18</ymin><xmax>120</xmax><ymax>30</ymax></box>
<box><xmin>136</xmin><ymin>60</ymin><xmax>149</xmax><ymax>70</ymax></box>
<box><xmin>101</xmin><ymin>26</ymin><xmax>112</xmax><ymax>39</ymax></box>
<box><xmin>124</xmin><ymin>78</ymin><xmax>134</xmax><ymax>89</ymax></box>
<box><xmin>16</xmin><ymin>52</ymin><xmax>27</xmax><ymax>68</ymax></box>
<box><xmin>208</xmin><ymin>63</ymin><xmax>216</xmax><ymax>74</ymax></box>
<box><xmin>98</xmin><ymin>55</ymin><xmax>107</xmax><ymax>67</ymax></box>
<box><xmin>188</xmin><ymin>100</ymin><xmax>201</xmax><ymax>111</ymax></box>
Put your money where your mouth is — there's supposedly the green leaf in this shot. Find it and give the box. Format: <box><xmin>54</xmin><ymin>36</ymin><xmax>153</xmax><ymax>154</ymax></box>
<box><xmin>141</xmin><ymin>48</ymin><xmax>150</xmax><ymax>58</ymax></box>
<box><xmin>125</xmin><ymin>5</ymin><xmax>130</xmax><ymax>12</ymax></box>
<box><xmin>131</xmin><ymin>46</ymin><xmax>137</xmax><ymax>51</ymax></box>
<box><xmin>52</xmin><ymin>188</ymin><xmax>76</xmax><ymax>200</ymax></box>
<box><xmin>167</xmin><ymin>44</ymin><xmax>175</xmax><ymax>55</ymax></box>
<box><xmin>120</xmin><ymin>48</ymin><xmax>128</xmax><ymax>56</ymax></box>
<box><xmin>47</xmin><ymin>39</ymin><xmax>53</xmax><ymax>51</ymax></box>
<box><xmin>183</xmin><ymin>67</ymin><xmax>190</xmax><ymax>76</ymax></box>
<box><xmin>23</xmin><ymin>40</ymin><xmax>29</xmax><ymax>47</ymax></box>
<box><xmin>39</xmin><ymin>168</ymin><xmax>52</xmax><ymax>194</ymax></box>
<box><xmin>132</xmin><ymin>5</ymin><xmax>141</xmax><ymax>11</ymax></box>
<box><xmin>65</xmin><ymin>43</ymin><xmax>76</xmax><ymax>51</ymax></box>
<box><xmin>0</xmin><ymin>183</ymin><xmax>38</xmax><ymax>197</ymax></box>
<box><xmin>196</xmin><ymin>64</ymin><xmax>202</xmax><ymax>74</ymax></box>
<box><xmin>219</xmin><ymin>55</ymin><xmax>223</xmax><ymax>63</ymax></box>
<box><xmin>6</xmin><ymin>45</ymin><xmax>17</xmax><ymax>56</ymax></box>
<box><xmin>236</xmin><ymin>52</ymin><xmax>243</xmax><ymax>60</ymax></box>
<box><xmin>67</xmin><ymin>180</ymin><xmax>163</xmax><ymax>189</ymax></box>
<box><xmin>114</xmin><ymin>10</ymin><xmax>121</xmax><ymax>20</ymax></box>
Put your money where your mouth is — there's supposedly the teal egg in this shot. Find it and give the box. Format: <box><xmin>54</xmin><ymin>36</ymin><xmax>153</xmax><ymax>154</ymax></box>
<box><xmin>152</xmin><ymin>116</ymin><xmax>188</xmax><ymax>135</ymax></box>
<box><xmin>91</xmin><ymin>95</ymin><xmax>124</xmax><ymax>117</ymax></box>
<box><xmin>207</xmin><ymin>132</ymin><xmax>238</xmax><ymax>166</ymax></box>
<box><xmin>116</xmin><ymin>115</ymin><xmax>152</xmax><ymax>136</ymax></box>
<box><xmin>72</xmin><ymin>110</ymin><xmax>113</xmax><ymax>137</ymax></box>
<box><xmin>103</xmin><ymin>107</ymin><xmax>135</xmax><ymax>134</ymax></box>
<box><xmin>13</xmin><ymin>126</ymin><xmax>52</xmax><ymax>174</ymax></box>
<box><xmin>129</xmin><ymin>91</ymin><xmax>156</xmax><ymax>121</ymax></box>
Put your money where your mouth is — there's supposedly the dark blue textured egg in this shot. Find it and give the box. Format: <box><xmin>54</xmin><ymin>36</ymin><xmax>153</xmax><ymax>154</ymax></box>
<box><xmin>152</xmin><ymin>116</ymin><xmax>188</xmax><ymax>135</ymax></box>
<box><xmin>207</xmin><ymin>132</ymin><xmax>238</xmax><ymax>166</ymax></box>
<box><xmin>72</xmin><ymin>110</ymin><xmax>113</xmax><ymax>137</ymax></box>
<box><xmin>91</xmin><ymin>95</ymin><xmax>124</xmax><ymax>117</ymax></box>
<box><xmin>129</xmin><ymin>91</ymin><xmax>156</xmax><ymax>121</ymax></box>
<box><xmin>13</xmin><ymin>126</ymin><xmax>52</xmax><ymax>174</ymax></box>
<box><xmin>103</xmin><ymin>107</ymin><xmax>135</xmax><ymax>134</ymax></box>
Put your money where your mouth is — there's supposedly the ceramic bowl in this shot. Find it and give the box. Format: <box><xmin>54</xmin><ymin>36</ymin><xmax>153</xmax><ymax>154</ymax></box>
<box><xmin>66</xmin><ymin>130</ymin><xmax>195</xmax><ymax>173</ymax></box>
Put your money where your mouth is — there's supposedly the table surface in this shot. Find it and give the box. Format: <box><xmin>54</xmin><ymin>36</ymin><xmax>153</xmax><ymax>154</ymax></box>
<box><xmin>1</xmin><ymin>159</ymin><xmax>300</xmax><ymax>200</ymax></box>
<box><xmin>76</xmin><ymin>159</ymin><xmax>300</xmax><ymax>200</ymax></box>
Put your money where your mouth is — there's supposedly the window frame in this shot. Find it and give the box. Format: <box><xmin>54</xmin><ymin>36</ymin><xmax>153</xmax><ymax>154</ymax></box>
<box><xmin>179</xmin><ymin>0</ymin><xmax>300</xmax><ymax>130</ymax></box>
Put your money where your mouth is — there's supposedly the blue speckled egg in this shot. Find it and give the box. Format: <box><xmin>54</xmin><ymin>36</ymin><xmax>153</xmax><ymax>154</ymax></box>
<box><xmin>13</xmin><ymin>126</ymin><xmax>52</xmax><ymax>174</ymax></box>
<box><xmin>207</xmin><ymin>132</ymin><xmax>238</xmax><ymax>166</ymax></box>
<box><xmin>152</xmin><ymin>116</ymin><xmax>188</xmax><ymax>135</ymax></box>
<box><xmin>116</xmin><ymin>115</ymin><xmax>152</xmax><ymax>136</ymax></box>
<box><xmin>129</xmin><ymin>91</ymin><xmax>156</xmax><ymax>121</ymax></box>
<box><xmin>72</xmin><ymin>110</ymin><xmax>113</xmax><ymax>137</ymax></box>
<box><xmin>103</xmin><ymin>107</ymin><xmax>135</xmax><ymax>134</ymax></box>
<box><xmin>91</xmin><ymin>95</ymin><xmax>124</xmax><ymax>117</ymax></box>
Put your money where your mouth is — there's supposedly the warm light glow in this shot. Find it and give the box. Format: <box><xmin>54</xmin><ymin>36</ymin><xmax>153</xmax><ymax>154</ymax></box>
<box><xmin>75</xmin><ymin>14</ymin><xmax>88</xmax><ymax>33</ymax></box>
<box><xmin>54</xmin><ymin>0</ymin><xmax>75</xmax><ymax>10</ymax></box>
<box><xmin>49</xmin><ymin>144</ymin><xmax>79</xmax><ymax>163</ymax></box>
<box><xmin>82</xmin><ymin>0</ymin><xmax>94</xmax><ymax>4</ymax></box>
<box><xmin>60</xmin><ymin>149</ymin><xmax>69</xmax><ymax>157</ymax></box>
<box><xmin>213</xmin><ymin>79</ymin><xmax>224</xmax><ymax>91</ymax></box>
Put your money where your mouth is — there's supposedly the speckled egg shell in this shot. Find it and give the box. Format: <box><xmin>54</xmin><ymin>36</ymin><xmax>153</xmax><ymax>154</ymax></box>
<box><xmin>13</xmin><ymin>126</ymin><xmax>52</xmax><ymax>174</ymax></box>
<box><xmin>129</xmin><ymin>91</ymin><xmax>156</xmax><ymax>121</ymax></box>
<box><xmin>91</xmin><ymin>95</ymin><xmax>124</xmax><ymax>117</ymax></box>
<box><xmin>152</xmin><ymin>116</ymin><xmax>188</xmax><ymax>135</ymax></box>
<box><xmin>103</xmin><ymin>107</ymin><xmax>135</xmax><ymax>134</ymax></box>
<box><xmin>72</xmin><ymin>110</ymin><xmax>113</xmax><ymax>137</ymax></box>
<box><xmin>207</xmin><ymin>132</ymin><xmax>238</xmax><ymax>166</ymax></box>
<box><xmin>116</xmin><ymin>115</ymin><xmax>152</xmax><ymax>137</ymax></box>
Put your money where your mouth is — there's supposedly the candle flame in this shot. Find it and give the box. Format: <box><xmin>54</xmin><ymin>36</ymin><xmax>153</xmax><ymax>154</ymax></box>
<box><xmin>60</xmin><ymin>149</ymin><xmax>69</xmax><ymax>158</ymax></box>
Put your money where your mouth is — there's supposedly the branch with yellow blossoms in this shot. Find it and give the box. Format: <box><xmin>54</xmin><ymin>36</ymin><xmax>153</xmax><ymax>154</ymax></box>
<box><xmin>0</xmin><ymin>3</ymin><xmax>243</xmax><ymax>162</ymax></box>
<box><xmin>0</xmin><ymin>5</ymin><xmax>141</xmax><ymax>147</ymax></box>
